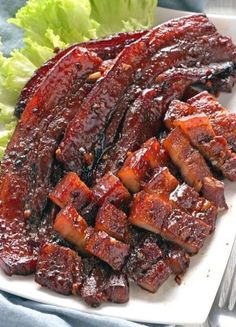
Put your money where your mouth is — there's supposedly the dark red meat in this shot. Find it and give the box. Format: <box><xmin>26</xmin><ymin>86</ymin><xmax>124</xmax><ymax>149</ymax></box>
<box><xmin>15</xmin><ymin>30</ymin><xmax>147</xmax><ymax>117</ymax></box>
<box><xmin>35</xmin><ymin>243</ymin><xmax>83</xmax><ymax>295</ymax></box>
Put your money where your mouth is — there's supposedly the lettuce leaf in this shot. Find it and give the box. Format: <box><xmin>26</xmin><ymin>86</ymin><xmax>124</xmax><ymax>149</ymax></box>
<box><xmin>90</xmin><ymin>0</ymin><xmax>156</xmax><ymax>36</ymax></box>
<box><xmin>0</xmin><ymin>0</ymin><xmax>156</xmax><ymax>159</ymax></box>
<box><xmin>8</xmin><ymin>0</ymin><xmax>99</xmax><ymax>48</ymax></box>
<box><xmin>0</xmin><ymin>52</ymin><xmax>17</xmax><ymax>155</ymax></box>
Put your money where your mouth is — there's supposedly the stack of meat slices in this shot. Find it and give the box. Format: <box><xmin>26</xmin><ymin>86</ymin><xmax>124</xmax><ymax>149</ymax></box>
<box><xmin>0</xmin><ymin>14</ymin><xmax>236</xmax><ymax>307</ymax></box>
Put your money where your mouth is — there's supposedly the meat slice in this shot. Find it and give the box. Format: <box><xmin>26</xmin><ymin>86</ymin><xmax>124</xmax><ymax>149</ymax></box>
<box><xmin>143</xmin><ymin>166</ymin><xmax>179</xmax><ymax>195</ymax></box>
<box><xmin>162</xmin><ymin>209</ymin><xmax>210</xmax><ymax>254</ymax></box>
<box><xmin>162</xmin><ymin>126</ymin><xmax>226</xmax><ymax>208</ymax></box>
<box><xmin>163</xmin><ymin>126</ymin><xmax>212</xmax><ymax>191</ymax></box>
<box><xmin>175</xmin><ymin>113</ymin><xmax>236</xmax><ymax>181</ymax></box>
<box><xmin>118</xmin><ymin>138</ymin><xmax>161</xmax><ymax>193</ymax></box>
<box><xmin>201</xmin><ymin>176</ymin><xmax>228</xmax><ymax>210</ymax></box>
<box><xmin>129</xmin><ymin>192</ymin><xmax>172</xmax><ymax>235</ymax></box>
<box><xmin>15</xmin><ymin>30</ymin><xmax>147</xmax><ymax>117</ymax></box>
<box><xmin>57</xmin><ymin>14</ymin><xmax>216</xmax><ymax>174</ymax></box>
<box><xmin>137</xmin><ymin>260</ymin><xmax>171</xmax><ymax>293</ymax></box>
<box><xmin>53</xmin><ymin>205</ymin><xmax>88</xmax><ymax>252</ymax></box>
<box><xmin>169</xmin><ymin>183</ymin><xmax>218</xmax><ymax>230</ymax></box>
<box><xmin>35</xmin><ymin>243</ymin><xmax>83</xmax><ymax>295</ymax></box>
<box><xmin>95</xmin><ymin>202</ymin><xmax>128</xmax><ymax>241</ymax></box>
<box><xmin>187</xmin><ymin>91</ymin><xmax>226</xmax><ymax>115</ymax></box>
<box><xmin>129</xmin><ymin>192</ymin><xmax>210</xmax><ymax>253</ymax></box>
<box><xmin>80</xmin><ymin>264</ymin><xmax>109</xmax><ymax>307</ymax></box>
<box><xmin>162</xmin><ymin>242</ymin><xmax>190</xmax><ymax>276</ymax></box>
<box><xmin>85</xmin><ymin>229</ymin><xmax>130</xmax><ymax>271</ymax></box>
<box><xmin>0</xmin><ymin>48</ymin><xmax>102</xmax><ymax>276</ymax></box>
<box><xmin>80</xmin><ymin>262</ymin><xmax>129</xmax><ymax>307</ymax></box>
<box><xmin>210</xmin><ymin>113</ymin><xmax>236</xmax><ymax>152</ymax></box>
<box><xmin>165</xmin><ymin>99</ymin><xmax>236</xmax><ymax>181</ymax></box>
<box><xmin>144</xmin><ymin>166</ymin><xmax>217</xmax><ymax>231</ymax></box>
<box><xmin>49</xmin><ymin>172</ymin><xmax>93</xmax><ymax>209</ymax></box>
<box><xmin>105</xmin><ymin>273</ymin><xmax>129</xmax><ymax>304</ymax></box>
<box><xmin>186</xmin><ymin>92</ymin><xmax>236</xmax><ymax>152</ymax></box>
<box><xmin>92</xmin><ymin>172</ymin><xmax>131</xmax><ymax>207</ymax></box>
<box><xmin>80</xmin><ymin>172</ymin><xmax>131</xmax><ymax>226</ymax></box>
<box><xmin>125</xmin><ymin>233</ymin><xmax>170</xmax><ymax>292</ymax></box>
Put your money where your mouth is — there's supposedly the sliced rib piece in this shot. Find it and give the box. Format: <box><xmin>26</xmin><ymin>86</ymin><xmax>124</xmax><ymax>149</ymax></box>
<box><xmin>129</xmin><ymin>191</ymin><xmax>210</xmax><ymax>254</ymax></box>
<box><xmin>53</xmin><ymin>205</ymin><xmax>89</xmax><ymax>252</ymax></box>
<box><xmin>0</xmin><ymin>48</ymin><xmax>101</xmax><ymax>276</ymax></box>
<box><xmin>80</xmin><ymin>262</ymin><xmax>129</xmax><ymax>307</ymax></box>
<box><xmin>92</xmin><ymin>172</ymin><xmax>131</xmax><ymax>207</ymax></box>
<box><xmin>162</xmin><ymin>242</ymin><xmax>190</xmax><ymax>276</ymax></box>
<box><xmin>143</xmin><ymin>166</ymin><xmax>179</xmax><ymax>195</ymax></box>
<box><xmin>169</xmin><ymin>183</ymin><xmax>218</xmax><ymax>230</ymax></box>
<box><xmin>187</xmin><ymin>91</ymin><xmax>236</xmax><ymax>152</ymax></box>
<box><xmin>80</xmin><ymin>264</ymin><xmax>110</xmax><ymax>307</ymax></box>
<box><xmin>49</xmin><ymin>172</ymin><xmax>93</xmax><ymax>209</ymax></box>
<box><xmin>95</xmin><ymin>202</ymin><xmax>128</xmax><ymax>241</ymax></box>
<box><xmin>201</xmin><ymin>176</ymin><xmax>228</xmax><ymax>210</ymax></box>
<box><xmin>125</xmin><ymin>233</ymin><xmax>171</xmax><ymax>292</ymax></box>
<box><xmin>118</xmin><ymin>138</ymin><xmax>161</xmax><ymax>193</ymax></box>
<box><xmin>174</xmin><ymin>112</ymin><xmax>236</xmax><ymax>181</ymax></box>
<box><xmin>144</xmin><ymin>166</ymin><xmax>217</xmax><ymax>231</ymax></box>
<box><xmin>162</xmin><ymin>126</ymin><xmax>213</xmax><ymax>191</ymax></box>
<box><xmin>57</xmin><ymin>14</ymin><xmax>216</xmax><ymax>174</ymax></box>
<box><xmin>137</xmin><ymin>260</ymin><xmax>171</xmax><ymax>293</ymax></box>
<box><xmin>85</xmin><ymin>229</ymin><xmax>130</xmax><ymax>271</ymax></box>
<box><xmin>15</xmin><ymin>30</ymin><xmax>147</xmax><ymax>117</ymax></box>
<box><xmin>187</xmin><ymin>90</ymin><xmax>226</xmax><ymax>115</ymax></box>
<box><xmin>211</xmin><ymin>113</ymin><xmax>236</xmax><ymax>152</ymax></box>
<box><xmin>105</xmin><ymin>273</ymin><xmax>129</xmax><ymax>304</ymax></box>
<box><xmin>80</xmin><ymin>172</ymin><xmax>131</xmax><ymax>226</ymax></box>
<box><xmin>35</xmin><ymin>243</ymin><xmax>83</xmax><ymax>295</ymax></box>
<box><xmin>162</xmin><ymin>126</ymin><xmax>226</xmax><ymax>208</ymax></box>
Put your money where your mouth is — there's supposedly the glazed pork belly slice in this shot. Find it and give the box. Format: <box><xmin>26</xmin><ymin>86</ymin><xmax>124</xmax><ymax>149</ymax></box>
<box><xmin>129</xmin><ymin>191</ymin><xmax>211</xmax><ymax>254</ymax></box>
<box><xmin>49</xmin><ymin>172</ymin><xmax>93</xmax><ymax>209</ymax></box>
<box><xmin>0</xmin><ymin>48</ymin><xmax>102</xmax><ymax>276</ymax></box>
<box><xmin>143</xmin><ymin>166</ymin><xmax>179</xmax><ymax>196</ymax></box>
<box><xmin>173</xmin><ymin>111</ymin><xmax>236</xmax><ymax>181</ymax></box>
<box><xmin>118</xmin><ymin>138</ymin><xmax>163</xmax><ymax>193</ymax></box>
<box><xmin>95</xmin><ymin>202</ymin><xmax>128</xmax><ymax>241</ymax></box>
<box><xmin>92</xmin><ymin>172</ymin><xmax>131</xmax><ymax>207</ymax></box>
<box><xmin>125</xmin><ymin>234</ymin><xmax>171</xmax><ymax>293</ymax></box>
<box><xmin>162</xmin><ymin>126</ymin><xmax>226</xmax><ymax>209</ymax></box>
<box><xmin>161</xmin><ymin>242</ymin><xmax>190</xmax><ymax>277</ymax></box>
<box><xmin>53</xmin><ymin>205</ymin><xmax>89</xmax><ymax>252</ymax></box>
<box><xmin>81</xmin><ymin>259</ymin><xmax>129</xmax><ymax>307</ymax></box>
<box><xmin>85</xmin><ymin>229</ymin><xmax>130</xmax><ymax>271</ymax></box>
<box><xmin>35</xmin><ymin>243</ymin><xmax>83</xmax><ymax>295</ymax></box>
<box><xmin>95</xmin><ymin>62</ymin><xmax>236</xmax><ymax>180</ymax></box>
<box><xmin>169</xmin><ymin>183</ymin><xmax>218</xmax><ymax>230</ymax></box>
<box><xmin>57</xmin><ymin>14</ymin><xmax>216</xmax><ymax>174</ymax></box>
<box><xmin>80</xmin><ymin>172</ymin><xmax>131</xmax><ymax>225</ymax></box>
<box><xmin>187</xmin><ymin>90</ymin><xmax>227</xmax><ymax>115</ymax></box>
<box><xmin>162</xmin><ymin>126</ymin><xmax>212</xmax><ymax>191</ymax></box>
<box><xmin>187</xmin><ymin>91</ymin><xmax>236</xmax><ymax>152</ymax></box>
<box><xmin>15</xmin><ymin>29</ymin><xmax>147</xmax><ymax>117</ymax></box>
<box><xmin>144</xmin><ymin>166</ymin><xmax>218</xmax><ymax>231</ymax></box>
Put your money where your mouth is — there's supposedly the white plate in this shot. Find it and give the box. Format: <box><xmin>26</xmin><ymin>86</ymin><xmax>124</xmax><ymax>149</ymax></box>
<box><xmin>0</xmin><ymin>7</ymin><xmax>236</xmax><ymax>326</ymax></box>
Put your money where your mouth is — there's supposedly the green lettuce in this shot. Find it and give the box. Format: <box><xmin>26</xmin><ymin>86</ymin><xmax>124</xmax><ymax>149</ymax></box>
<box><xmin>90</xmin><ymin>0</ymin><xmax>156</xmax><ymax>35</ymax></box>
<box><xmin>0</xmin><ymin>0</ymin><xmax>156</xmax><ymax>158</ymax></box>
